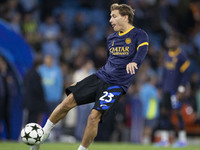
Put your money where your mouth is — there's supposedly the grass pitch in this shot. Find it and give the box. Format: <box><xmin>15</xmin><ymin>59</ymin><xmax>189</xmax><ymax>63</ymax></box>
<box><xmin>0</xmin><ymin>142</ymin><xmax>199</xmax><ymax>150</ymax></box>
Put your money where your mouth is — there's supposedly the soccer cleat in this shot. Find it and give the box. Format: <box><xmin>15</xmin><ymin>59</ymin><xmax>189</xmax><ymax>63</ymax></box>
<box><xmin>154</xmin><ymin>141</ymin><xmax>170</xmax><ymax>147</ymax></box>
<box><xmin>172</xmin><ymin>141</ymin><xmax>187</xmax><ymax>147</ymax></box>
<box><xmin>30</xmin><ymin>144</ymin><xmax>40</xmax><ymax>150</ymax></box>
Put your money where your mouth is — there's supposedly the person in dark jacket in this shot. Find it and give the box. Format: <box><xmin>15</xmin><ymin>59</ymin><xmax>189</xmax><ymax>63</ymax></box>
<box><xmin>23</xmin><ymin>59</ymin><xmax>46</xmax><ymax>124</ymax></box>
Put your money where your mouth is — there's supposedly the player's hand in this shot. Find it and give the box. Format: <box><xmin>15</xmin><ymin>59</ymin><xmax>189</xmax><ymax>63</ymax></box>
<box><xmin>176</xmin><ymin>86</ymin><xmax>185</xmax><ymax>100</ymax></box>
<box><xmin>126</xmin><ymin>62</ymin><xmax>138</xmax><ymax>75</ymax></box>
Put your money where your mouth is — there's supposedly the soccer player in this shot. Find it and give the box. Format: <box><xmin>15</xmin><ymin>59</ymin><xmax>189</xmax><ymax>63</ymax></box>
<box><xmin>155</xmin><ymin>33</ymin><xmax>190</xmax><ymax>147</ymax></box>
<box><xmin>31</xmin><ymin>3</ymin><xmax>149</xmax><ymax>150</ymax></box>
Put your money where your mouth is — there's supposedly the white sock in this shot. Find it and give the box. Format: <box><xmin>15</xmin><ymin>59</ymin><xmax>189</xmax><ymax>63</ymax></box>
<box><xmin>161</xmin><ymin>130</ymin><xmax>169</xmax><ymax>142</ymax></box>
<box><xmin>178</xmin><ymin>130</ymin><xmax>187</xmax><ymax>142</ymax></box>
<box><xmin>78</xmin><ymin>145</ymin><xmax>88</xmax><ymax>150</ymax></box>
<box><xmin>142</xmin><ymin>136</ymin><xmax>150</xmax><ymax>144</ymax></box>
<box><xmin>43</xmin><ymin>119</ymin><xmax>55</xmax><ymax>134</ymax></box>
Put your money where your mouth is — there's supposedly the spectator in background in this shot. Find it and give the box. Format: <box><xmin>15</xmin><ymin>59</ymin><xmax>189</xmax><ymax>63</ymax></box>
<box><xmin>37</xmin><ymin>54</ymin><xmax>63</xmax><ymax>141</ymax></box>
<box><xmin>38</xmin><ymin>54</ymin><xmax>63</xmax><ymax>115</ymax></box>
<box><xmin>56</xmin><ymin>12</ymin><xmax>69</xmax><ymax>34</ymax></box>
<box><xmin>109</xmin><ymin>94</ymin><xmax>129</xmax><ymax>142</ymax></box>
<box><xmin>139</xmin><ymin>73</ymin><xmax>159</xmax><ymax>144</ymax></box>
<box><xmin>83</xmin><ymin>24</ymin><xmax>101</xmax><ymax>52</ymax></box>
<box><xmin>19</xmin><ymin>0</ymin><xmax>39</xmax><ymax>20</ymax></box>
<box><xmin>39</xmin><ymin>15</ymin><xmax>62</xmax><ymax>64</ymax></box>
<box><xmin>22</xmin><ymin>12</ymin><xmax>41</xmax><ymax>49</ymax></box>
<box><xmin>128</xmin><ymin>83</ymin><xmax>143</xmax><ymax>143</ymax></box>
<box><xmin>0</xmin><ymin>56</ymin><xmax>10</xmax><ymax>139</ymax></box>
<box><xmin>22</xmin><ymin>12</ymin><xmax>38</xmax><ymax>34</ymax></box>
<box><xmin>92</xmin><ymin>44</ymin><xmax>107</xmax><ymax>69</ymax></box>
<box><xmin>72</xmin><ymin>59</ymin><xmax>95</xmax><ymax>141</ymax></box>
<box><xmin>41</xmin><ymin>31</ymin><xmax>62</xmax><ymax>64</ymax></box>
<box><xmin>39</xmin><ymin>15</ymin><xmax>61</xmax><ymax>40</ymax></box>
<box><xmin>9</xmin><ymin>12</ymin><xmax>21</xmax><ymax>34</ymax></box>
<box><xmin>6</xmin><ymin>0</ymin><xmax>24</xmax><ymax>20</ymax></box>
<box><xmin>189</xmin><ymin>73</ymin><xmax>200</xmax><ymax>111</ymax></box>
<box><xmin>73</xmin><ymin>45</ymin><xmax>89</xmax><ymax>69</ymax></box>
<box><xmin>23</xmin><ymin>58</ymin><xmax>46</xmax><ymax>125</ymax></box>
<box><xmin>71</xmin><ymin>12</ymin><xmax>86</xmax><ymax>39</ymax></box>
<box><xmin>155</xmin><ymin>33</ymin><xmax>190</xmax><ymax>147</ymax></box>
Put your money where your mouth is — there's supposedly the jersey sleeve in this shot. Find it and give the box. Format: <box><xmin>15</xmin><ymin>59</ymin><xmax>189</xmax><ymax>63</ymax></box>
<box><xmin>179</xmin><ymin>53</ymin><xmax>190</xmax><ymax>73</ymax></box>
<box><xmin>179</xmin><ymin>53</ymin><xmax>190</xmax><ymax>86</ymax></box>
<box><xmin>132</xmin><ymin>30</ymin><xmax>149</xmax><ymax>65</ymax></box>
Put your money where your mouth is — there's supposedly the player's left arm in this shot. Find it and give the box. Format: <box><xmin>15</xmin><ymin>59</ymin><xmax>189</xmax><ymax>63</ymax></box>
<box><xmin>177</xmin><ymin>55</ymin><xmax>190</xmax><ymax>99</ymax></box>
<box><xmin>177</xmin><ymin>55</ymin><xmax>190</xmax><ymax>93</ymax></box>
<box><xmin>126</xmin><ymin>30</ymin><xmax>149</xmax><ymax>75</ymax></box>
<box><xmin>179</xmin><ymin>59</ymin><xmax>190</xmax><ymax>87</ymax></box>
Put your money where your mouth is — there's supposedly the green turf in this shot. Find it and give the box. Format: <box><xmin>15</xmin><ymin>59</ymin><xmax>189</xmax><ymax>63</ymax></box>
<box><xmin>0</xmin><ymin>142</ymin><xmax>199</xmax><ymax>150</ymax></box>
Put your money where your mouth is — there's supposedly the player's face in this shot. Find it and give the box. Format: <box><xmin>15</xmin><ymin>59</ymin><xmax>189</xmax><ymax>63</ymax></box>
<box><xmin>110</xmin><ymin>10</ymin><xmax>127</xmax><ymax>32</ymax></box>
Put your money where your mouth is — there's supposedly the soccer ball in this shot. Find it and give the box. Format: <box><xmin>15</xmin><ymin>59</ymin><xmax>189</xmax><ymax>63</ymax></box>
<box><xmin>21</xmin><ymin>123</ymin><xmax>44</xmax><ymax>145</ymax></box>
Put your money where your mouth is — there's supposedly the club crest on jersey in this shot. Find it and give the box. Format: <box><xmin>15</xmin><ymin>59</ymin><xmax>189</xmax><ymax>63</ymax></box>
<box><xmin>125</xmin><ymin>38</ymin><xmax>131</xmax><ymax>44</ymax></box>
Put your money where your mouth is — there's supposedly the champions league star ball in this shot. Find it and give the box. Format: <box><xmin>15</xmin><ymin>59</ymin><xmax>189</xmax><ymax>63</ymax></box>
<box><xmin>21</xmin><ymin>123</ymin><xmax>44</xmax><ymax>145</ymax></box>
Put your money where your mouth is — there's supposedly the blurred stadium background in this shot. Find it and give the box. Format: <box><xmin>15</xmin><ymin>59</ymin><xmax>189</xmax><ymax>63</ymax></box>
<box><xmin>0</xmin><ymin>0</ymin><xmax>200</xmax><ymax>147</ymax></box>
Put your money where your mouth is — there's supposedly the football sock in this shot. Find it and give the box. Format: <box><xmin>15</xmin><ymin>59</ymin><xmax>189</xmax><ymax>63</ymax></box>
<box><xmin>161</xmin><ymin>130</ymin><xmax>169</xmax><ymax>142</ymax></box>
<box><xmin>142</xmin><ymin>136</ymin><xmax>150</xmax><ymax>144</ymax></box>
<box><xmin>43</xmin><ymin>119</ymin><xmax>55</xmax><ymax>133</ymax></box>
<box><xmin>78</xmin><ymin>145</ymin><xmax>88</xmax><ymax>150</ymax></box>
<box><xmin>178</xmin><ymin>130</ymin><xmax>187</xmax><ymax>142</ymax></box>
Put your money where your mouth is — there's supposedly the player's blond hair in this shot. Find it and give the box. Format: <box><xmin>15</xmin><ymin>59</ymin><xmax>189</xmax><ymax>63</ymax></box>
<box><xmin>110</xmin><ymin>3</ymin><xmax>135</xmax><ymax>25</ymax></box>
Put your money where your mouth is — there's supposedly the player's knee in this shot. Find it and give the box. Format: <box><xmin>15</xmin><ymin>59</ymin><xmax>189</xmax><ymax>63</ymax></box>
<box><xmin>88</xmin><ymin>110</ymin><xmax>101</xmax><ymax>125</ymax></box>
<box><xmin>60</xmin><ymin>93</ymin><xmax>77</xmax><ymax>112</ymax></box>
